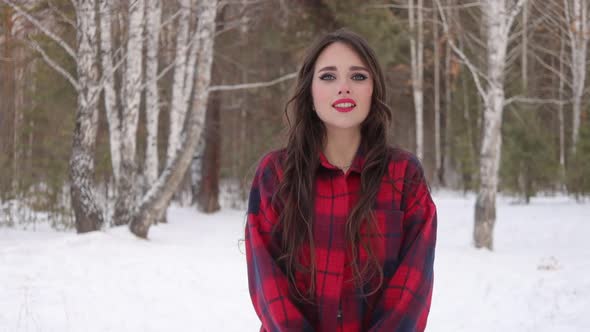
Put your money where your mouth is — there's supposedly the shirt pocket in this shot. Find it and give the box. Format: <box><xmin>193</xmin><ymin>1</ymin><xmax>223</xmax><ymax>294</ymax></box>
<box><xmin>362</xmin><ymin>209</ymin><xmax>405</xmax><ymax>279</ymax></box>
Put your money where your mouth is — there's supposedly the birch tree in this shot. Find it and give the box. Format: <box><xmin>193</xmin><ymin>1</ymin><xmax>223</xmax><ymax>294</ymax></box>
<box><xmin>113</xmin><ymin>0</ymin><xmax>145</xmax><ymax>226</ymax></box>
<box><xmin>408</xmin><ymin>0</ymin><xmax>425</xmax><ymax>160</ymax></box>
<box><xmin>1</xmin><ymin>0</ymin><xmax>112</xmax><ymax>232</ymax></box>
<box><xmin>130</xmin><ymin>0</ymin><xmax>218</xmax><ymax>238</ymax></box>
<box><xmin>564</xmin><ymin>0</ymin><xmax>588</xmax><ymax>152</ymax></box>
<box><xmin>143</xmin><ymin>0</ymin><xmax>162</xmax><ymax>194</ymax></box>
<box><xmin>98</xmin><ymin>0</ymin><xmax>121</xmax><ymax>184</ymax></box>
<box><xmin>437</xmin><ymin>0</ymin><xmax>527</xmax><ymax>249</ymax></box>
<box><xmin>166</xmin><ymin>0</ymin><xmax>191</xmax><ymax>164</ymax></box>
<box><xmin>68</xmin><ymin>0</ymin><xmax>105</xmax><ymax>232</ymax></box>
<box><xmin>433</xmin><ymin>7</ymin><xmax>442</xmax><ymax>184</ymax></box>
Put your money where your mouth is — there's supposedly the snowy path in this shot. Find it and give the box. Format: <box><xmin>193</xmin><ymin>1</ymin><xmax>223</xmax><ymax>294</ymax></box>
<box><xmin>1</xmin><ymin>192</ymin><xmax>588</xmax><ymax>331</ymax></box>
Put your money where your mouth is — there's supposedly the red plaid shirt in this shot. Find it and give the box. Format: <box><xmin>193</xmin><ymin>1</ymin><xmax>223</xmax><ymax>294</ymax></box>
<box><xmin>245</xmin><ymin>145</ymin><xmax>437</xmax><ymax>332</ymax></box>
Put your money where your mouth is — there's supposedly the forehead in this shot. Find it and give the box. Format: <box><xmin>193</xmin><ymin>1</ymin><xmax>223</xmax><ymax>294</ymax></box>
<box><xmin>314</xmin><ymin>42</ymin><xmax>367</xmax><ymax>71</ymax></box>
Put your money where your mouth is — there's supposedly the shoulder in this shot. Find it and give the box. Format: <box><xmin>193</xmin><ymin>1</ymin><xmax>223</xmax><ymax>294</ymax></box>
<box><xmin>385</xmin><ymin>146</ymin><xmax>425</xmax><ymax>179</ymax></box>
<box><xmin>255</xmin><ymin>148</ymin><xmax>286</xmax><ymax>176</ymax></box>
<box><xmin>252</xmin><ymin>148</ymin><xmax>287</xmax><ymax>191</ymax></box>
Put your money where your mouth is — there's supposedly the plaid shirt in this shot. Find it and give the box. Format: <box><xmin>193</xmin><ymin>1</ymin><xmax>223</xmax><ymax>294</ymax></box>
<box><xmin>245</xmin><ymin>145</ymin><xmax>437</xmax><ymax>332</ymax></box>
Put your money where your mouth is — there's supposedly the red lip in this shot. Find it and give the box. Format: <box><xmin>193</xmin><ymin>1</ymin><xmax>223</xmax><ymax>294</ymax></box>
<box><xmin>332</xmin><ymin>98</ymin><xmax>357</xmax><ymax>107</ymax></box>
<box><xmin>332</xmin><ymin>98</ymin><xmax>357</xmax><ymax>113</ymax></box>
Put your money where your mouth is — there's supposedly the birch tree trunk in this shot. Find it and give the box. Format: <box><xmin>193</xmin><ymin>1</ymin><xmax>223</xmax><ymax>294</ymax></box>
<box><xmin>434</xmin><ymin>9</ymin><xmax>442</xmax><ymax>184</ymax></box>
<box><xmin>130</xmin><ymin>0</ymin><xmax>218</xmax><ymax>238</ymax></box>
<box><xmin>113</xmin><ymin>0</ymin><xmax>145</xmax><ymax>226</ymax></box>
<box><xmin>98</xmin><ymin>0</ymin><xmax>121</xmax><ymax>184</ymax></box>
<box><xmin>559</xmin><ymin>28</ymin><xmax>566</xmax><ymax>183</ymax></box>
<box><xmin>473</xmin><ymin>0</ymin><xmax>525</xmax><ymax>250</ymax></box>
<box><xmin>437</xmin><ymin>0</ymin><xmax>526</xmax><ymax>249</ymax></box>
<box><xmin>70</xmin><ymin>0</ymin><xmax>105</xmax><ymax>232</ymax></box>
<box><xmin>443</xmin><ymin>0</ymin><xmax>455</xmax><ymax>188</ymax></box>
<box><xmin>166</xmin><ymin>0</ymin><xmax>190</xmax><ymax>163</ymax></box>
<box><xmin>565</xmin><ymin>0</ymin><xmax>588</xmax><ymax>152</ymax></box>
<box><xmin>144</xmin><ymin>0</ymin><xmax>162</xmax><ymax>191</ymax></box>
<box><xmin>409</xmin><ymin>0</ymin><xmax>424</xmax><ymax>160</ymax></box>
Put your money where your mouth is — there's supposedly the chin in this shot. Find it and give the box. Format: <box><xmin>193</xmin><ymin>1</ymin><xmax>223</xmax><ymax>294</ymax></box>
<box><xmin>324</xmin><ymin>121</ymin><xmax>363</xmax><ymax>131</ymax></box>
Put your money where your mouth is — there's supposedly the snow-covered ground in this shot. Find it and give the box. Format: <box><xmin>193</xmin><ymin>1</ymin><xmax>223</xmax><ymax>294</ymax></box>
<box><xmin>1</xmin><ymin>191</ymin><xmax>588</xmax><ymax>332</ymax></box>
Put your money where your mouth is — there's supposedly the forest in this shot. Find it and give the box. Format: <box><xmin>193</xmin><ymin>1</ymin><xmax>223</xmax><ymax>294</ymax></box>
<box><xmin>1</xmin><ymin>0</ymin><xmax>589</xmax><ymax>249</ymax></box>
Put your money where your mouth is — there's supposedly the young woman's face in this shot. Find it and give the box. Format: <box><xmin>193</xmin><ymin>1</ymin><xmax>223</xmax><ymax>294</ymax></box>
<box><xmin>311</xmin><ymin>42</ymin><xmax>374</xmax><ymax>134</ymax></box>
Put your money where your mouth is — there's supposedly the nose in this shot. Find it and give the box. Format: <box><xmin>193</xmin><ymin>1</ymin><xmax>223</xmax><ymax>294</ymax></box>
<box><xmin>338</xmin><ymin>87</ymin><xmax>350</xmax><ymax>95</ymax></box>
<box><xmin>338</xmin><ymin>81</ymin><xmax>350</xmax><ymax>95</ymax></box>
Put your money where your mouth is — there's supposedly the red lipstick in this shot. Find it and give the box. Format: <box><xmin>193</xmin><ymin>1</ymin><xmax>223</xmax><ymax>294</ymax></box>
<box><xmin>332</xmin><ymin>98</ymin><xmax>357</xmax><ymax>113</ymax></box>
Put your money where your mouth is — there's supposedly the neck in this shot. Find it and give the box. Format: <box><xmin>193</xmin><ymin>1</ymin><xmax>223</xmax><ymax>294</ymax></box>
<box><xmin>323</xmin><ymin>127</ymin><xmax>361</xmax><ymax>169</ymax></box>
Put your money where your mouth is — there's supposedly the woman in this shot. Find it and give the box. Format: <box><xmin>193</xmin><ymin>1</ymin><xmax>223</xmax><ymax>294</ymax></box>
<box><xmin>245</xmin><ymin>28</ymin><xmax>437</xmax><ymax>332</ymax></box>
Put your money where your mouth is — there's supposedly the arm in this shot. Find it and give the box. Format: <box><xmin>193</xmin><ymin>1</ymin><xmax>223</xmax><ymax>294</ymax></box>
<box><xmin>369</xmin><ymin>157</ymin><xmax>437</xmax><ymax>332</ymax></box>
<box><xmin>245</xmin><ymin>153</ymin><xmax>314</xmax><ymax>332</ymax></box>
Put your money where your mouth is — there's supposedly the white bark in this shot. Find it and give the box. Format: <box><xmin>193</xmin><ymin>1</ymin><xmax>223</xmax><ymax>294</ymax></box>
<box><xmin>113</xmin><ymin>0</ymin><xmax>145</xmax><ymax>226</ymax></box>
<box><xmin>131</xmin><ymin>0</ymin><xmax>218</xmax><ymax>238</ymax></box>
<box><xmin>144</xmin><ymin>0</ymin><xmax>162</xmax><ymax>190</ymax></box>
<box><xmin>166</xmin><ymin>0</ymin><xmax>191</xmax><ymax>164</ymax></box>
<box><xmin>70</xmin><ymin>0</ymin><xmax>105</xmax><ymax>232</ymax></box>
<box><xmin>2</xmin><ymin>0</ymin><xmax>105</xmax><ymax>232</ymax></box>
<box><xmin>443</xmin><ymin>0</ymin><xmax>457</xmax><ymax>188</ymax></box>
<box><xmin>474</xmin><ymin>0</ymin><xmax>526</xmax><ymax>250</ymax></box>
<box><xmin>437</xmin><ymin>0</ymin><xmax>526</xmax><ymax>249</ymax></box>
<box><xmin>409</xmin><ymin>0</ymin><xmax>424</xmax><ymax>160</ymax></box>
<box><xmin>434</xmin><ymin>8</ymin><xmax>441</xmax><ymax>183</ymax></box>
<box><xmin>565</xmin><ymin>0</ymin><xmax>588</xmax><ymax>151</ymax></box>
<box><xmin>98</xmin><ymin>0</ymin><xmax>121</xmax><ymax>184</ymax></box>
<box><xmin>559</xmin><ymin>28</ymin><xmax>566</xmax><ymax>182</ymax></box>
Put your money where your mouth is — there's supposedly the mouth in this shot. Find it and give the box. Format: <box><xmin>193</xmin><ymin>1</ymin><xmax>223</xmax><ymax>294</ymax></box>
<box><xmin>332</xmin><ymin>98</ymin><xmax>356</xmax><ymax>113</ymax></box>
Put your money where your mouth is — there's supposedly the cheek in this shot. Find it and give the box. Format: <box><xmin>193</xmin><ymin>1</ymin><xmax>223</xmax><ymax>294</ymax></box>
<box><xmin>311</xmin><ymin>81</ymin><xmax>331</xmax><ymax>104</ymax></box>
<box><xmin>359</xmin><ymin>83</ymin><xmax>374</xmax><ymax>112</ymax></box>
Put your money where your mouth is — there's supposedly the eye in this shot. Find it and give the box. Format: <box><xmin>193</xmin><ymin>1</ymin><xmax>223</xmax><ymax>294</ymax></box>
<box><xmin>352</xmin><ymin>73</ymin><xmax>368</xmax><ymax>81</ymax></box>
<box><xmin>319</xmin><ymin>73</ymin><xmax>336</xmax><ymax>81</ymax></box>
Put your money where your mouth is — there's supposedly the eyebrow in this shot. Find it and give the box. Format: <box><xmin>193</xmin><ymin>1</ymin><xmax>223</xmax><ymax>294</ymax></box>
<box><xmin>317</xmin><ymin>65</ymin><xmax>370</xmax><ymax>73</ymax></box>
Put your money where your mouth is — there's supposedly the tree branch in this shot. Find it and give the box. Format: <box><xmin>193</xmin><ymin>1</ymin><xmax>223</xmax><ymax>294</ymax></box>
<box><xmin>47</xmin><ymin>0</ymin><xmax>76</xmax><ymax>29</ymax></box>
<box><xmin>2</xmin><ymin>0</ymin><xmax>76</xmax><ymax>59</ymax></box>
<box><xmin>27</xmin><ymin>38</ymin><xmax>79</xmax><ymax>90</ymax></box>
<box><xmin>504</xmin><ymin>95</ymin><xmax>570</xmax><ymax>107</ymax></box>
<box><xmin>209</xmin><ymin>72</ymin><xmax>297</xmax><ymax>92</ymax></box>
<box><xmin>506</xmin><ymin>0</ymin><xmax>528</xmax><ymax>29</ymax></box>
<box><xmin>365</xmin><ymin>2</ymin><xmax>480</xmax><ymax>11</ymax></box>
<box><xmin>435</xmin><ymin>0</ymin><xmax>488</xmax><ymax>102</ymax></box>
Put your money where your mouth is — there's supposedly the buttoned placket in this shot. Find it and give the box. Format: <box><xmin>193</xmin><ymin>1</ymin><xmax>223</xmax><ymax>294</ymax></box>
<box><xmin>317</xmin><ymin>147</ymin><xmax>364</xmax><ymax>331</ymax></box>
<box><xmin>334</xmin><ymin>168</ymin><xmax>351</xmax><ymax>332</ymax></box>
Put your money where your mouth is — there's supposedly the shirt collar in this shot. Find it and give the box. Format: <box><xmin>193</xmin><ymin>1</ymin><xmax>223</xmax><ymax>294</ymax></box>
<box><xmin>318</xmin><ymin>141</ymin><xmax>366</xmax><ymax>174</ymax></box>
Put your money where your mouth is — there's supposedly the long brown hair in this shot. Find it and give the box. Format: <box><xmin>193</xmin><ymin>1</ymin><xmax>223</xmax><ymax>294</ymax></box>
<box><xmin>273</xmin><ymin>28</ymin><xmax>393</xmax><ymax>304</ymax></box>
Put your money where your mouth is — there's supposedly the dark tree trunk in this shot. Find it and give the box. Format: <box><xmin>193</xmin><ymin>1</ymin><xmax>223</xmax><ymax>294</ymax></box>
<box><xmin>0</xmin><ymin>7</ymin><xmax>16</xmax><ymax>195</ymax></box>
<box><xmin>197</xmin><ymin>91</ymin><xmax>221</xmax><ymax>213</ymax></box>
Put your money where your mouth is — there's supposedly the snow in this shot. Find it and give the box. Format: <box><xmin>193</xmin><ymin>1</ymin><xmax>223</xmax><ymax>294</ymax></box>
<box><xmin>1</xmin><ymin>191</ymin><xmax>589</xmax><ymax>331</ymax></box>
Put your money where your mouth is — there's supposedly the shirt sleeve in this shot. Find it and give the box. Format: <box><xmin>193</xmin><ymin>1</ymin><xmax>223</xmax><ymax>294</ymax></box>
<box><xmin>369</xmin><ymin>156</ymin><xmax>437</xmax><ymax>332</ymax></box>
<box><xmin>245</xmin><ymin>153</ymin><xmax>315</xmax><ymax>332</ymax></box>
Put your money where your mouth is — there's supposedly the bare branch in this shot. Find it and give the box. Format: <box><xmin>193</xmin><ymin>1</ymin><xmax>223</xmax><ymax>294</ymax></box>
<box><xmin>365</xmin><ymin>2</ymin><xmax>480</xmax><ymax>11</ymax></box>
<box><xmin>435</xmin><ymin>0</ymin><xmax>488</xmax><ymax>102</ymax></box>
<box><xmin>139</xmin><ymin>57</ymin><xmax>176</xmax><ymax>91</ymax></box>
<box><xmin>2</xmin><ymin>0</ymin><xmax>76</xmax><ymax>59</ymax></box>
<box><xmin>209</xmin><ymin>72</ymin><xmax>297</xmax><ymax>92</ymax></box>
<box><xmin>27</xmin><ymin>38</ymin><xmax>79</xmax><ymax>90</ymax></box>
<box><xmin>47</xmin><ymin>0</ymin><xmax>76</xmax><ymax>28</ymax></box>
<box><xmin>506</xmin><ymin>0</ymin><xmax>528</xmax><ymax>28</ymax></box>
<box><xmin>504</xmin><ymin>95</ymin><xmax>570</xmax><ymax>107</ymax></box>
